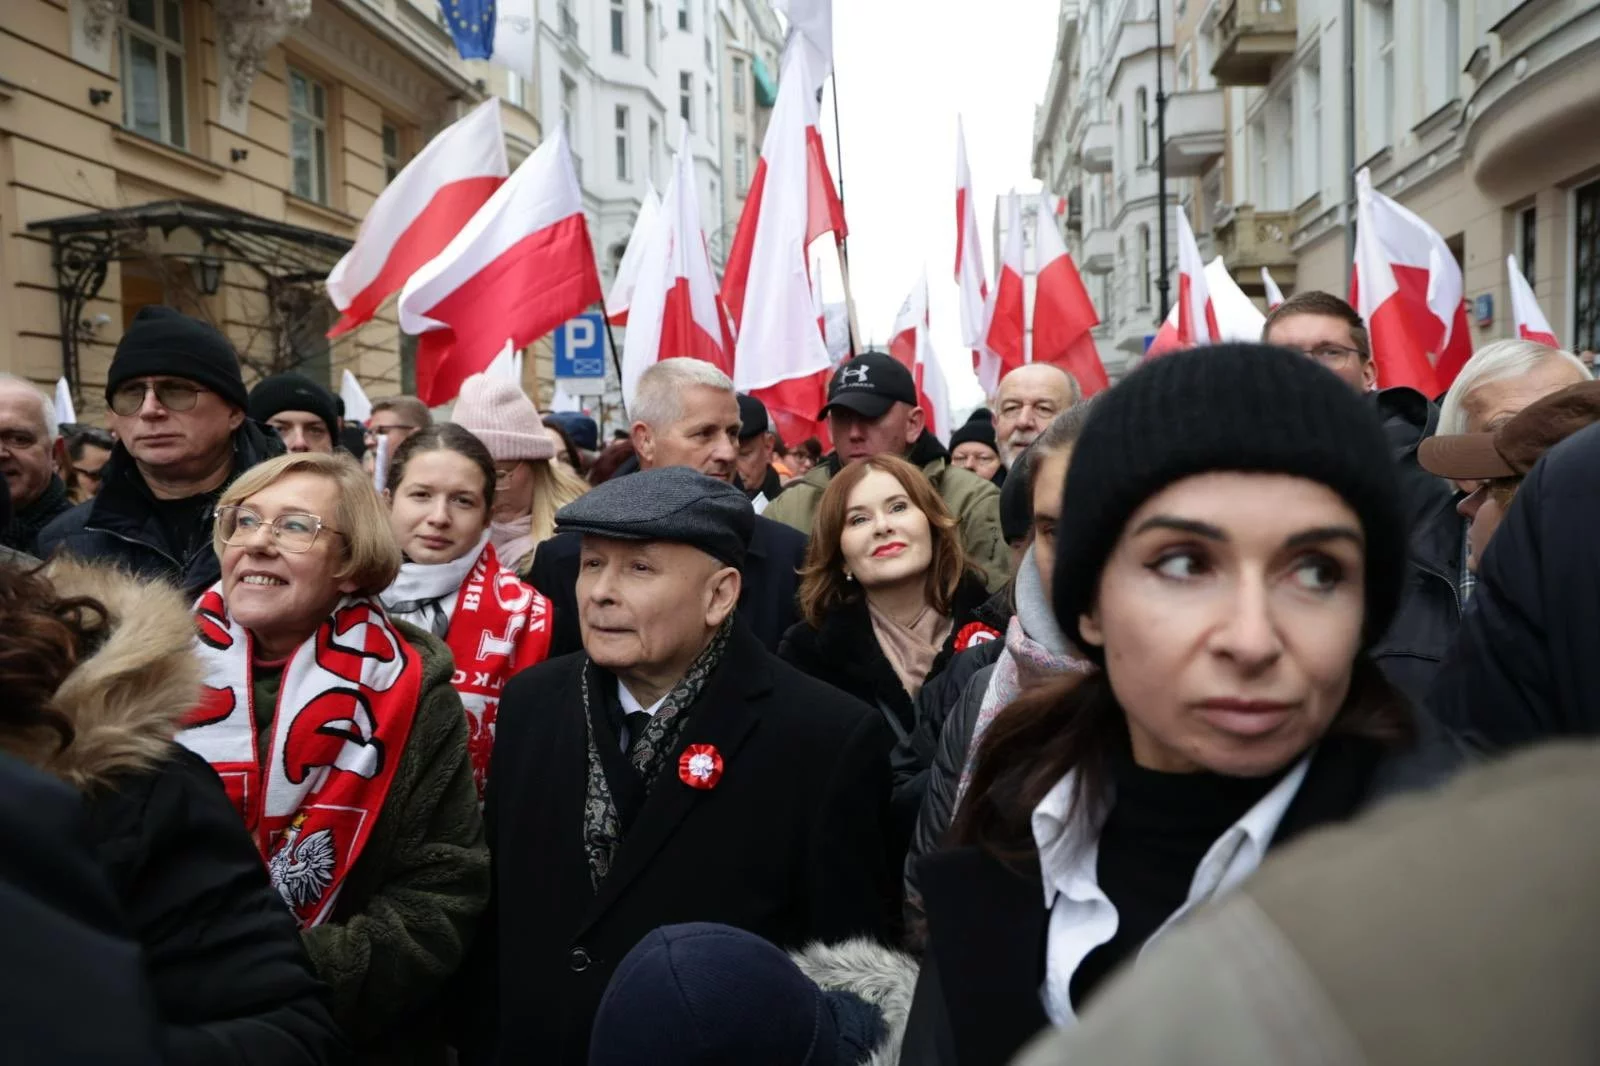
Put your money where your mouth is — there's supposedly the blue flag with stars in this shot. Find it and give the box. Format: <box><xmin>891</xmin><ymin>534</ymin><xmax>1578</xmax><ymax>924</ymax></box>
<box><xmin>441</xmin><ymin>0</ymin><xmax>495</xmax><ymax>60</ymax></box>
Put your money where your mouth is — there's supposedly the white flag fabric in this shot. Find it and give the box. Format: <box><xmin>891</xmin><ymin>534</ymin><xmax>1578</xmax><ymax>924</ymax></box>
<box><xmin>954</xmin><ymin>118</ymin><xmax>990</xmax><ymax>353</ymax></box>
<box><xmin>1507</xmin><ymin>254</ymin><xmax>1559</xmax><ymax>348</ymax></box>
<box><xmin>491</xmin><ymin>0</ymin><xmax>536</xmax><ymax>83</ymax></box>
<box><xmin>339</xmin><ymin>370</ymin><xmax>372</xmax><ymax>424</ymax></box>
<box><xmin>370</xmin><ymin>432</ymin><xmax>390</xmax><ymax>493</ymax></box>
<box><xmin>889</xmin><ymin>271</ymin><xmax>952</xmax><ymax>443</ymax></box>
<box><xmin>1261</xmin><ymin>267</ymin><xmax>1286</xmax><ymax>310</ymax></box>
<box><xmin>550</xmin><ymin>382</ymin><xmax>582</xmax><ymax>413</ymax></box>
<box><xmin>1205</xmin><ymin>257</ymin><xmax>1267</xmax><ymax>342</ymax></box>
<box><xmin>606</xmin><ymin>184</ymin><xmax>662</xmax><ymax>324</ymax></box>
<box><xmin>485</xmin><ymin>340</ymin><xmax>520</xmax><ymax>382</ymax></box>
<box><xmin>772</xmin><ymin>0</ymin><xmax>832</xmax><ymax>91</ymax></box>
<box><xmin>53</xmin><ymin>378</ymin><xmax>76</xmax><ymax>427</ymax></box>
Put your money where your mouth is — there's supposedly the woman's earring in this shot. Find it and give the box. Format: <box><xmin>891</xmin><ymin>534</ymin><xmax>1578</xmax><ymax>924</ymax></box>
<box><xmin>844</xmin><ymin>571</ymin><xmax>854</xmax><ymax>582</ymax></box>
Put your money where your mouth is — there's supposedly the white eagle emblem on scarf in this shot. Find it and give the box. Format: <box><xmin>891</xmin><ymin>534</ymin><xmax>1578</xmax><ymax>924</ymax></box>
<box><xmin>267</xmin><ymin>812</ymin><xmax>336</xmax><ymax>910</ymax></box>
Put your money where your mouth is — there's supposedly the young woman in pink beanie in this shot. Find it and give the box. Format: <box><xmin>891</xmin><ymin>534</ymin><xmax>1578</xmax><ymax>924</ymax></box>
<box><xmin>450</xmin><ymin>372</ymin><xmax>589</xmax><ymax>574</ymax></box>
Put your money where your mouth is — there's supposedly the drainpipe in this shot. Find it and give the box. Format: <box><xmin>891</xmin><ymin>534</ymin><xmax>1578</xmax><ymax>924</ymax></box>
<box><xmin>1343</xmin><ymin>0</ymin><xmax>1357</xmax><ymax>274</ymax></box>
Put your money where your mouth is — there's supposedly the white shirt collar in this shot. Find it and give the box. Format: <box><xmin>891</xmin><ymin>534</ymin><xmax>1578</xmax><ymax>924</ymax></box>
<box><xmin>617</xmin><ymin>681</ymin><xmax>669</xmax><ymax>719</ymax></box>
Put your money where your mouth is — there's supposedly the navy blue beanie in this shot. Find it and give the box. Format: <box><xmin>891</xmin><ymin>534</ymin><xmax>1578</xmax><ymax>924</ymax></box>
<box><xmin>589</xmin><ymin>924</ymin><xmax>884</xmax><ymax>1066</ymax></box>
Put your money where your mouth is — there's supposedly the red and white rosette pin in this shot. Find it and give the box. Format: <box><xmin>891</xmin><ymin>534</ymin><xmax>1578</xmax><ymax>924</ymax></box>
<box><xmin>678</xmin><ymin>744</ymin><xmax>724</xmax><ymax>790</ymax></box>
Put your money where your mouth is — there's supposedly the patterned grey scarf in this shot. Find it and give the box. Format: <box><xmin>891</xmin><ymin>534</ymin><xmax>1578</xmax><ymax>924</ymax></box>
<box><xmin>580</xmin><ymin>619</ymin><xmax>733</xmax><ymax>888</ymax></box>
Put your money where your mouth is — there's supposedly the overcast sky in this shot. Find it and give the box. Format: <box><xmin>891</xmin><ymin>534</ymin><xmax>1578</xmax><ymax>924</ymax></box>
<box><xmin>820</xmin><ymin>0</ymin><xmax>1060</xmax><ymax>412</ymax></box>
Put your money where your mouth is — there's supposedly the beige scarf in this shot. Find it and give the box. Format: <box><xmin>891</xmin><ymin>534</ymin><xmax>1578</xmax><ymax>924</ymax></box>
<box><xmin>866</xmin><ymin>598</ymin><xmax>953</xmax><ymax>699</ymax></box>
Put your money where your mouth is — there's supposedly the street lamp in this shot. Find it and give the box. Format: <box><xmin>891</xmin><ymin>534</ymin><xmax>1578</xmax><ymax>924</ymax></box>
<box><xmin>195</xmin><ymin>253</ymin><xmax>223</xmax><ymax>296</ymax></box>
<box><xmin>1154</xmin><ymin>0</ymin><xmax>1171</xmax><ymax>322</ymax></box>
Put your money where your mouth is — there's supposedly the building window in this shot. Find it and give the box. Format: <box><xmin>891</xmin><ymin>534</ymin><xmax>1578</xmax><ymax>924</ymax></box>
<box><xmin>734</xmin><ymin>134</ymin><xmax>748</xmax><ymax>194</ymax></box>
<box><xmin>560</xmin><ymin>74</ymin><xmax>578</xmax><ymax>136</ymax></box>
<box><xmin>1520</xmin><ymin>206</ymin><xmax>1537</xmax><ymax>288</ymax></box>
<box><xmin>506</xmin><ymin>70</ymin><xmax>526</xmax><ymax>108</ymax></box>
<box><xmin>121</xmin><ymin>0</ymin><xmax>187</xmax><ymax>148</ymax></box>
<box><xmin>1301</xmin><ymin>55</ymin><xmax>1322</xmax><ymax>204</ymax></box>
<box><xmin>643</xmin><ymin>1</ymin><xmax>657</xmax><ymax>70</ymax></box>
<box><xmin>705</xmin><ymin>85</ymin><xmax>715</xmax><ymax>144</ymax></box>
<box><xmin>611</xmin><ymin>0</ymin><xmax>628</xmax><ymax>54</ymax></box>
<box><xmin>1115</xmin><ymin>104</ymin><xmax>1124</xmax><ymax>171</ymax></box>
<box><xmin>1365</xmin><ymin>0</ymin><xmax>1394</xmax><ymax>153</ymax></box>
<box><xmin>1138</xmin><ymin>224</ymin><xmax>1152</xmax><ymax>308</ymax></box>
<box><xmin>1177</xmin><ymin>46</ymin><xmax>1192</xmax><ymax>91</ymax></box>
<box><xmin>678</xmin><ymin>0</ymin><xmax>689</xmax><ymax>31</ymax></box>
<box><xmin>705</xmin><ymin>30</ymin><xmax>714</xmax><ymax>67</ymax></box>
<box><xmin>1574</xmin><ymin>182</ymin><xmax>1600</xmax><ymax>351</ymax></box>
<box><xmin>382</xmin><ymin>122</ymin><xmax>403</xmax><ymax>183</ymax></box>
<box><xmin>648</xmin><ymin>116</ymin><xmax>661</xmax><ymax>185</ymax></box>
<box><xmin>1426</xmin><ymin>0</ymin><xmax>1460</xmax><ymax>112</ymax></box>
<box><xmin>614</xmin><ymin>106</ymin><xmax>631</xmax><ymax>181</ymax></box>
<box><xmin>1251</xmin><ymin>116</ymin><xmax>1267</xmax><ymax>207</ymax></box>
<box><xmin>1135</xmin><ymin>88</ymin><xmax>1150</xmax><ymax>166</ymax></box>
<box><xmin>680</xmin><ymin>71</ymin><xmax>694</xmax><ymax>129</ymax></box>
<box><xmin>732</xmin><ymin>56</ymin><xmax>746</xmax><ymax>113</ymax></box>
<box><xmin>288</xmin><ymin>68</ymin><xmax>330</xmax><ymax>204</ymax></box>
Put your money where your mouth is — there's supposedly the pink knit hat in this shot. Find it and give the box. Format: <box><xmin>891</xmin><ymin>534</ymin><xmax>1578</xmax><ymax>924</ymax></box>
<box><xmin>452</xmin><ymin>373</ymin><xmax>557</xmax><ymax>462</ymax></box>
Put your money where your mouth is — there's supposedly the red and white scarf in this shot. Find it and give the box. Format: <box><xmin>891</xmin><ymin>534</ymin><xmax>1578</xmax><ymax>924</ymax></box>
<box><xmin>180</xmin><ymin>586</ymin><xmax>422</xmax><ymax>928</ymax></box>
<box><xmin>383</xmin><ymin>540</ymin><xmax>554</xmax><ymax>799</ymax></box>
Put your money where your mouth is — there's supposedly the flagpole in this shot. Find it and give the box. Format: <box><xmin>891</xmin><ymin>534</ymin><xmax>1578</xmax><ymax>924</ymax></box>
<box><xmin>1154</xmin><ymin>0</ymin><xmax>1171</xmax><ymax>321</ymax></box>
<box><xmin>599</xmin><ymin>309</ymin><xmax>629</xmax><ymax>420</ymax></box>
<box><xmin>828</xmin><ymin>75</ymin><xmax>859</xmax><ymax>359</ymax></box>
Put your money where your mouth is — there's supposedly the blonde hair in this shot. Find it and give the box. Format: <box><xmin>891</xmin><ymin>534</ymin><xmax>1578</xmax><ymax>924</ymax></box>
<box><xmin>215</xmin><ymin>452</ymin><xmax>401</xmax><ymax>595</ymax></box>
<box><xmin>525</xmin><ymin>458</ymin><xmax>589</xmax><ymax>546</ymax></box>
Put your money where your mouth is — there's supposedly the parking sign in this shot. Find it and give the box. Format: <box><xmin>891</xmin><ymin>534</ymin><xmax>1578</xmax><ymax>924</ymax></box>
<box><xmin>553</xmin><ymin>312</ymin><xmax>607</xmax><ymax>378</ymax></box>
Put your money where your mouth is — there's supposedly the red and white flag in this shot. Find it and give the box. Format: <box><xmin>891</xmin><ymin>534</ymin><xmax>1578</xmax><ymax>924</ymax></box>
<box><xmin>721</xmin><ymin>37</ymin><xmax>838</xmax><ymax>446</ymax></box>
<box><xmin>772</xmin><ymin>0</ymin><xmax>832</xmax><ymax>90</ymax></box>
<box><xmin>620</xmin><ymin>132</ymin><xmax>736</xmax><ymax>408</ymax></box>
<box><xmin>1147</xmin><ymin>205</ymin><xmax>1218</xmax><ymax>357</ymax></box>
<box><xmin>605</xmin><ymin>183</ymin><xmax>661</xmax><ymax>325</ymax></box>
<box><xmin>955</xmin><ymin>118</ymin><xmax>990</xmax><ymax>361</ymax></box>
<box><xmin>889</xmin><ymin>271</ymin><xmax>952</xmax><ymax>442</ymax></box>
<box><xmin>980</xmin><ymin>193</ymin><xmax>1026</xmax><ymax>394</ymax></box>
<box><xmin>1352</xmin><ymin>167</ymin><xmax>1471</xmax><ymax>395</ymax></box>
<box><xmin>1507</xmin><ymin>254</ymin><xmax>1558</xmax><ymax>348</ymax></box>
<box><xmin>398</xmin><ymin>125</ymin><xmax>602</xmax><ymax>406</ymax></box>
<box><xmin>326</xmin><ymin>99</ymin><xmax>508</xmax><ymax>338</ymax></box>
<box><xmin>1261</xmin><ymin>267</ymin><xmax>1286</xmax><ymax>310</ymax></box>
<box><xmin>1033</xmin><ymin>193</ymin><xmax>1107</xmax><ymax>396</ymax></box>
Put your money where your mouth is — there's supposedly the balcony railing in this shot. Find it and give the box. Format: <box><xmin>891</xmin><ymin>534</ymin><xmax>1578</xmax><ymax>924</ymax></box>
<box><xmin>1082</xmin><ymin>227</ymin><xmax>1114</xmax><ymax>275</ymax></box>
<box><xmin>1211</xmin><ymin>0</ymin><xmax>1296</xmax><ymax>86</ymax></box>
<box><xmin>1213</xmin><ymin>205</ymin><xmax>1295</xmax><ymax>270</ymax></box>
<box><xmin>559</xmin><ymin>4</ymin><xmax>579</xmax><ymax>40</ymax></box>
<box><xmin>1079</xmin><ymin>121</ymin><xmax>1113</xmax><ymax>173</ymax></box>
<box><xmin>1163</xmin><ymin>90</ymin><xmax>1225</xmax><ymax>176</ymax></box>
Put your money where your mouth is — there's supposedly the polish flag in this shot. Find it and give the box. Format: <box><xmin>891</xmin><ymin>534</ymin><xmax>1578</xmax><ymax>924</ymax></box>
<box><xmin>1507</xmin><ymin>254</ymin><xmax>1558</xmax><ymax>348</ymax></box>
<box><xmin>888</xmin><ymin>271</ymin><xmax>952</xmax><ymax>442</ymax></box>
<box><xmin>1147</xmin><ymin>205</ymin><xmax>1219</xmax><ymax>357</ymax></box>
<box><xmin>605</xmin><ymin>183</ymin><xmax>661</xmax><ymax>325</ymax></box>
<box><xmin>1206</xmin><ymin>257</ymin><xmax>1268</xmax><ymax>341</ymax></box>
<box><xmin>398</xmin><ymin>124</ymin><xmax>602</xmax><ymax>406</ymax></box>
<box><xmin>326</xmin><ymin>99</ymin><xmax>508</xmax><ymax>338</ymax></box>
<box><xmin>1032</xmin><ymin>193</ymin><xmax>1107</xmax><ymax>396</ymax></box>
<box><xmin>980</xmin><ymin>193</ymin><xmax>1026</xmax><ymax>394</ymax></box>
<box><xmin>1352</xmin><ymin>167</ymin><xmax>1471</xmax><ymax>396</ymax></box>
<box><xmin>721</xmin><ymin>37</ymin><xmax>838</xmax><ymax>447</ymax></box>
<box><xmin>1261</xmin><ymin>267</ymin><xmax>1286</xmax><ymax>310</ymax></box>
<box><xmin>955</xmin><ymin>118</ymin><xmax>990</xmax><ymax>364</ymax></box>
<box><xmin>620</xmin><ymin>132</ymin><xmax>736</xmax><ymax>409</ymax></box>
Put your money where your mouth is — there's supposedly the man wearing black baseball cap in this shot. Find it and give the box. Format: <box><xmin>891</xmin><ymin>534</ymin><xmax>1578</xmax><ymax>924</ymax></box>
<box><xmin>763</xmin><ymin>352</ymin><xmax>1010</xmax><ymax>588</ymax></box>
<box><xmin>38</xmin><ymin>306</ymin><xmax>282</xmax><ymax>596</ymax></box>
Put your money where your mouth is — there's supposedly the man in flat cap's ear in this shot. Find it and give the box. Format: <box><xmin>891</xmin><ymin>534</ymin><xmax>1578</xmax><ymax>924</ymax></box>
<box><xmin>453</xmin><ymin>467</ymin><xmax>894</xmax><ymax>1066</ymax></box>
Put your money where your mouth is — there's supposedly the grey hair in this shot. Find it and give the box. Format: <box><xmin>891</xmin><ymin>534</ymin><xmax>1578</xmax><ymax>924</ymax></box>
<box><xmin>632</xmin><ymin>358</ymin><xmax>735</xmax><ymax>429</ymax></box>
<box><xmin>1437</xmin><ymin>340</ymin><xmax>1592</xmax><ymax>435</ymax></box>
<box><xmin>0</xmin><ymin>374</ymin><xmax>58</xmax><ymax>442</ymax></box>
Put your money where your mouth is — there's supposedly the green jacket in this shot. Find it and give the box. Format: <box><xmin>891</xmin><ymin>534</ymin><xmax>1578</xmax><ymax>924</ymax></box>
<box><xmin>254</xmin><ymin>620</ymin><xmax>490</xmax><ymax>1064</ymax></box>
<box><xmin>764</xmin><ymin>435</ymin><xmax>1012</xmax><ymax>591</ymax></box>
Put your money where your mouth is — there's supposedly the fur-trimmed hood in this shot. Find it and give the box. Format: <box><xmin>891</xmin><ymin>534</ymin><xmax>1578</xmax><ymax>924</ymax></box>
<box><xmin>7</xmin><ymin>559</ymin><xmax>201</xmax><ymax>789</ymax></box>
<box><xmin>792</xmin><ymin>939</ymin><xmax>919</xmax><ymax>1066</ymax></box>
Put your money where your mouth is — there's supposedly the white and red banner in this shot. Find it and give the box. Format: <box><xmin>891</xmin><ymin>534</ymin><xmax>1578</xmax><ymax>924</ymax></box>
<box><xmin>1261</xmin><ymin>266</ymin><xmax>1286</xmax><ymax>310</ymax></box>
<box><xmin>722</xmin><ymin>37</ymin><xmax>841</xmax><ymax>446</ymax></box>
<box><xmin>1507</xmin><ymin>254</ymin><xmax>1558</xmax><ymax>348</ymax></box>
<box><xmin>889</xmin><ymin>271</ymin><xmax>952</xmax><ymax>442</ymax></box>
<box><xmin>1032</xmin><ymin>193</ymin><xmax>1107</xmax><ymax>396</ymax></box>
<box><xmin>605</xmin><ymin>183</ymin><xmax>661</xmax><ymax>325</ymax></box>
<box><xmin>326</xmin><ymin>99</ymin><xmax>508</xmax><ymax>338</ymax></box>
<box><xmin>980</xmin><ymin>193</ymin><xmax>1026</xmax><ymax>394</ymax></box>
<box><xmin>621</xmin><ymin>132</ymin><xmax>737</xmax><ymax>409</ymax></box>
<box><xmin>1147</xmin><ymin>205</ymin><xmax>1219</xmax><ymax>357</ymax></box>
<box><xmin>398</xmin><ymin>124</ymin><xmax>602</xmax><ymax>406</ymax></box>
<box><xmin>1352</xmin><ymin>167</ymin><xmax>1471</xmax><ymax>396</ymax></box>
<box><xmin>955</xmin><ymin>118</ymin><xmax>990</xmax><ymax>367</ymax></box>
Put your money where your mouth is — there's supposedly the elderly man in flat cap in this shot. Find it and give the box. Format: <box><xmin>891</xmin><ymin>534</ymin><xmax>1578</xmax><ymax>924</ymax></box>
<box><xmin>458</xmin><ymin>467</ymin><xmax>894</xmax><ymax>1066</ymax></box>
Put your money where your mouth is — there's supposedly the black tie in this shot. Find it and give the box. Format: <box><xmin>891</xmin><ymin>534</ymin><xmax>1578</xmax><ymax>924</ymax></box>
<box><xmin>624</xmin><ymin>710</ymin><xmax>652</xmax><ymax>752</ymax></box>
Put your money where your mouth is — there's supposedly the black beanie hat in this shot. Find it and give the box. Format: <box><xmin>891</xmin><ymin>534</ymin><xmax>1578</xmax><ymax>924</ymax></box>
<box><xmin>1053</xmin><ymin>344</ymin><xmax>1406</xmax><ymax>663</ymax></box>
<box><xmin>948</xmin><ymin>410</ymin><xmax>1000</xmax><ymax>456</ymax></box>
<box><xmin>248</xmin><ymin>372</ymin><xmax>339</xmax><ymax>442</ymax></box>
<box><xmin>106</xmin><ymin>306</ymin><xmax>247</xmax><ymax>410</ymax></box>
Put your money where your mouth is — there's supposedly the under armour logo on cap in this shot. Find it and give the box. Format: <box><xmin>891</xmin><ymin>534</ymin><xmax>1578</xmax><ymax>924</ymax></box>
<box><xmin>837</xmin><ymin>364</ymin><xmax>871</xmax><ymax>387</ymax></box>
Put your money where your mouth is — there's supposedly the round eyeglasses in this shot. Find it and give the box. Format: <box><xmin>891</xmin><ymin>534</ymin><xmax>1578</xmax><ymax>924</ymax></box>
<box><xmin>217</xmin><ymin>505</ymin><xmax>344</xmax><ymax>553</ymax></box>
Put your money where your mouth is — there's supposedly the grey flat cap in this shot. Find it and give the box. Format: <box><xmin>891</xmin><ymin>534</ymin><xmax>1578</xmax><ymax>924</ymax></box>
<box><xmin>555</xmin><ymin>467</ymin><xmax>755</xmax><ymax>569</ymax></box>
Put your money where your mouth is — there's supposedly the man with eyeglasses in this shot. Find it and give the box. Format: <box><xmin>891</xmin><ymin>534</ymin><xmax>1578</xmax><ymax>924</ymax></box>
<box><xmin>38</xmin><ymin>306</ymin><xmax>282</xmax><ymax>598</ymax></box>
<box><xmin>366</xmin><ymin>395</ymin><xmax>432</xmax><ymax>448</ymax></box>
<box><xmin>1263</xmin><ymin>290</ymin><xmax>1459</xmax><ymax>705</ymax></box>
<box><xmin>247</xmin><ymin>371</ymin><xmax>339</xmax><ymax>455</ymax></box>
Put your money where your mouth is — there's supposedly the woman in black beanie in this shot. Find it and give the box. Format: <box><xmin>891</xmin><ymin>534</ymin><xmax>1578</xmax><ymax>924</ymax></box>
<box><xmin>901</xmin><ymin>345</ymin><xmax>1464</xmax><ymax>1066</ymax></box>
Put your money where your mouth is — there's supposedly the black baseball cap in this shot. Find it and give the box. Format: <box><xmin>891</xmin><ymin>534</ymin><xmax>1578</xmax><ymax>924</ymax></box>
<box><xmin>817</xmin><ymin>352</ymin><xmax>919</xmax><ymax>420</ymax></box>
<box><xmin>737</xmin><ymin>393</ymin><xmax>770</xmax><ymax>440</ymax></box>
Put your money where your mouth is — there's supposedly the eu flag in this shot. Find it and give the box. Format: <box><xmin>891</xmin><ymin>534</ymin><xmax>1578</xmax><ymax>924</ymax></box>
<box><xmin>441</xmin><ymin>0</ymin><xmax>495</xmax><ymax>60</ymax></box>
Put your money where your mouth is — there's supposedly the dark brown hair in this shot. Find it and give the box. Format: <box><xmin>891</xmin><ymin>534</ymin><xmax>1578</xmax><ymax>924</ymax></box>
<box><xmin>0</xmin><ymin>566</ymin><xmax>109</xmax><ymax>756</ymax></box>
<box><xmin>387</xmin><ymin>423</ymin><xmax>496</xmax><ymax>513</ymax></box>
<box><xmin>1262</xmin><ymin>290</ymin><xmax>1371</xmax><ymax>360</ymax></box>
<box><xmin>798</xmin><ymin>454</ymin><xmax>970</xmax><ymax>629</ymax></box>
<box><xmin>952</xmin><ymin>656</ymin><xmax>1416</xmax><ymax>862</ymax></box>
<box><xmin>587</xmin><ymin>439</ymin><xmax>637</xmax><ymax>486</ymax></box>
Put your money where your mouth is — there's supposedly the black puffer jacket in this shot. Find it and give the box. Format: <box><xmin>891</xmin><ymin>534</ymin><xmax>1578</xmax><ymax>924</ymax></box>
<box><xmin>38</xmin><ymin>421</ymin><xmax>282</xmax><ymax>599</ymax></box>
<box><xmin>9</xmin><ymin>560</ymin><xmax>344</xmax><ymax>1066</ymax></box>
